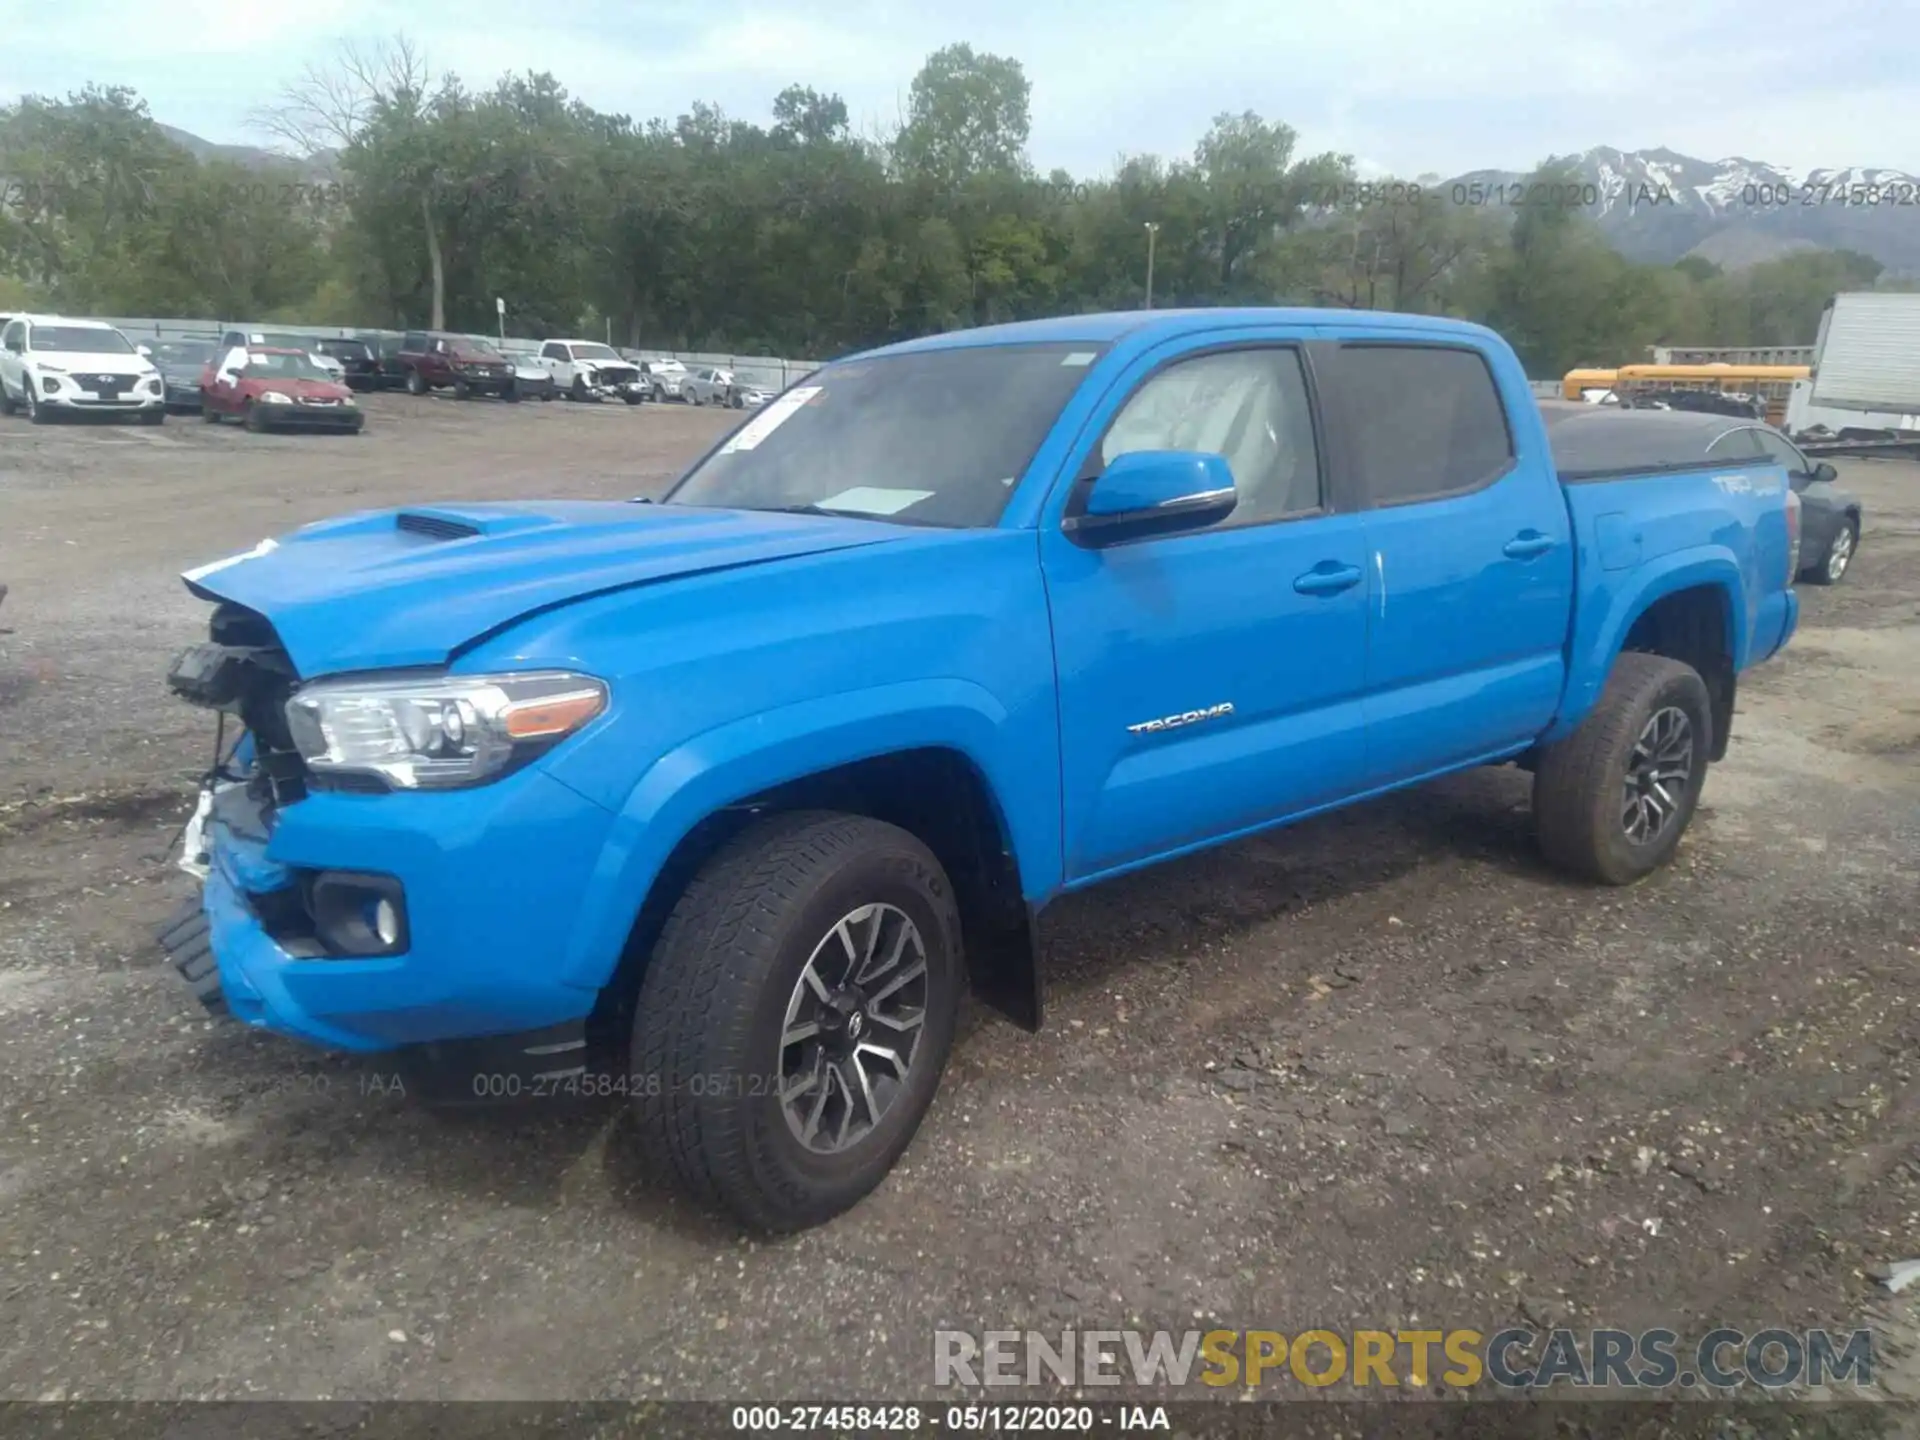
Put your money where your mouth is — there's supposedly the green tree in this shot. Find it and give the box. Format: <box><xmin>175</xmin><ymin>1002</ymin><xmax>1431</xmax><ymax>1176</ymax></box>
<box><xmin>892</xmin><ymin>44</ymin><xmax>1032</xmax><ymax>188</ymax></box>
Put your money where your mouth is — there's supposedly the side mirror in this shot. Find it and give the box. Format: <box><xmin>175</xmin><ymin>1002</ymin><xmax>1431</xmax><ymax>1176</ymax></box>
<box><xmin>136</xmin><ymin>343</ymin><xmax>152</xmax><ymax>357</ymax></box>
<box><xmin>1811</xmin><ymin>461</ymin><xmax>1838</xmax><ymax>484</ymax></box>
<box><xmin>1064</xmin><ymin>450</ymin><xmax>1238</xmax><ymax>545</ymax></box>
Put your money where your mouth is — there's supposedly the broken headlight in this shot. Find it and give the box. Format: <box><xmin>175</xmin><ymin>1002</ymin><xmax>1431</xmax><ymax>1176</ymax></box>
<box><xmin>284</xmin><ymin>671</ymin><xmax>607</xmax><ymax>791</ymax></box>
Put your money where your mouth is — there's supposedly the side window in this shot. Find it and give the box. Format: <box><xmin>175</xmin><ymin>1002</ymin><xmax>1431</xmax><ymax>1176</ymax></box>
<box><xmin>1706</xmin><ymin>428</ymin><xmax>1765</xmax><ymax>460</ymax></box>
<box><xmin>541</xmin><ymin>343</ymin><xmax>563</xmax><ymax>361</ymax></box>
<box><xmin>1751</xmin><ymin>430</ymin><xmax>1806</xmax><ymax>473</ymax></box>
<box><xmin>402</xmin><ymin>332</ymin><xmax>426</xmax><ymax>351</ymax></box>
<box><xmin>1335</xmin><ymin>345</ymin><xmax>1515</xmax><ymax>506</ymax></box>
<box><xmin>1098</xmin><ymin>348</ymin><xmax>1322</xmax><ymax>526</ymax></box>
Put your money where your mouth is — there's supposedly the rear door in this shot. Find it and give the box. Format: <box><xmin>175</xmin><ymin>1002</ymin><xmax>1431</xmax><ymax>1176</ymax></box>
<box><xmin>1315</xmin><ymin>338</ymin><xmax>1574</xmax><ymax>784</ymax></box>
<box><xmin>1041</xmin><ymin>330</ymin><xmax>1374</xmax><ymax>882</ymax></box>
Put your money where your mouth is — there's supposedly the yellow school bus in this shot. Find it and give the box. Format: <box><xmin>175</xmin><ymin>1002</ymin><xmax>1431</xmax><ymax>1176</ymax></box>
<box><xmin>1561</xmin><ymin>368</ymin><xmax>1619</xmax><ymax>401</ymax></box>
<box><xmin>1613</xmin><ymin>364</ymin><xmax>1811</xmax><ymax>426</ymax></box>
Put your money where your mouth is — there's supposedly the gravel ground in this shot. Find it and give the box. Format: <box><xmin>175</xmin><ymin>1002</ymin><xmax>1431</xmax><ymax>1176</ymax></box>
<box><xmin>1</xmin><ymin>393</ymin><xmax>1918</xmax><ymax>1411</ymax></box>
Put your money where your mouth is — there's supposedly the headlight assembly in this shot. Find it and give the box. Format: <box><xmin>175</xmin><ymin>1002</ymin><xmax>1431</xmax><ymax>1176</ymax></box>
<box><xmin>261</xmin><ymin>391</ymin><xmax>292</xmax><ymax>404</ymax></box>
<box><xmin>285</xmin><ymin>671</ymin><xmax>607</xmax><ymax>790</ymax></box>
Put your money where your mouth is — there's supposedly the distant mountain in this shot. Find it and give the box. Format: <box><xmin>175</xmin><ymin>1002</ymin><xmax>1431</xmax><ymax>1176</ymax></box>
<box><xmin>156</xmin><ymin>124</ymin><xmax>338</xmax><ymax>179</ymax></box>
<box><xmin>1447</xmin><ymin>146</ymin><xmax>1920</xmax><ymax>275</ymax></box>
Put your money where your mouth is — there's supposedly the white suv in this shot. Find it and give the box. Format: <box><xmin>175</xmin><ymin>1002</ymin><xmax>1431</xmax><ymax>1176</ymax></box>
<box><xmin>0</xmin><ymin>315</ymin><xmax>167</xmax><ymax>424</ymax></box>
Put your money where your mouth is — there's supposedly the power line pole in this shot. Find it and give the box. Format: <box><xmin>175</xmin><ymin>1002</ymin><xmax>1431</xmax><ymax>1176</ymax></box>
<box><xmin>1144</xmin><ymin>222</ymin><xmax>1160</xmax><ymax>310</ymax></box>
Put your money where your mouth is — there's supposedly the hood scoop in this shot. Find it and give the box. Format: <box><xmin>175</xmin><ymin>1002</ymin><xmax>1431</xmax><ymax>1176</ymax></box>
<box><xmin>396</xmin><ymin>511</ymin><xmax>482</xmax><ymax>541</ymax></box>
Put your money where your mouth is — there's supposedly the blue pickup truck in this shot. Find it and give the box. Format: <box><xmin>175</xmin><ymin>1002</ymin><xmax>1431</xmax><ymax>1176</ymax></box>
<box><xmin>156</xmin><ymin>308</ymin><xmax>1801</xmax><ymax>1229</ymax></box>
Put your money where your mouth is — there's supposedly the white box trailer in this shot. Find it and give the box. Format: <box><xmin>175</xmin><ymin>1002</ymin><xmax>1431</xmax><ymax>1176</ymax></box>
<box><xmin>1787</xmin><ymin>291</ymin><xmax>1920</xmax><ymax>439</ymax></box>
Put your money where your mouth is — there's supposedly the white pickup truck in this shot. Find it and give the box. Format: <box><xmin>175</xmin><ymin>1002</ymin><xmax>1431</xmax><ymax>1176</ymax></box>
<box><xmin>537</xmin><ymin>340</ymin><xmax>646</xmax><ymax>404</ymax></box>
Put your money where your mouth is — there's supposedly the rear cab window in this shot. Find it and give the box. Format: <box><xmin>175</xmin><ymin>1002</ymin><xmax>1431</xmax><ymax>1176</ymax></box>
<box><xmin>1327</xmin><ymin>344</ymin><xmax>1515</xmax><ymax>507</ymax></box>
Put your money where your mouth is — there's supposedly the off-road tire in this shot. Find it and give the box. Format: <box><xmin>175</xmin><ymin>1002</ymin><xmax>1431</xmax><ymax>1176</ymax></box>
<box><xmin>630</xmin><ymin>811</ymin><xmax>964</xmax><ymax>1232</ymax></box>
<box><xmin>1533</xmin><ymin>652</ymin><xmax>1712</xmax><ymax>885</ymax></box>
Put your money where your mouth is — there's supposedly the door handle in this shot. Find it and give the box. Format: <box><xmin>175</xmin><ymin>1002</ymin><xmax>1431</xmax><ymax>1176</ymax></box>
<box><xmin>1503</xmin><ymin>532</ymin><xmax>1555</xmax><ymax>560</ymax></box>
<box><xmin>1293</xmin><ymin>562</ymin><xmax>1363</xmax><ymax>596</ymax></box>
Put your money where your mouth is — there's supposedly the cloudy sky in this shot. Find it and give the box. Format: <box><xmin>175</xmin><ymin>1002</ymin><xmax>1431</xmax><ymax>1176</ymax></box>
<box><xmin>4</xmin><ymin>0</ymin><xmax>1914</xmax><ymax>179</ymax></box>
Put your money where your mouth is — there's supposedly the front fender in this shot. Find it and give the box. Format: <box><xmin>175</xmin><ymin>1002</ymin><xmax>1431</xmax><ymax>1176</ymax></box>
<box><xmin>1544</xmin><ymin>546</ymin><xmax>1748</xmax><ymax>745</ymax></box>
<box><xmin>556</xmin><ymin>679</ymin><xmax>1058</xmax><ymax>990</ymax></box>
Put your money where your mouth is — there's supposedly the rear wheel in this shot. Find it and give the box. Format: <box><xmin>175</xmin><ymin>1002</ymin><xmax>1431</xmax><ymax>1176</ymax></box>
<box><xmin>1806</xmin><ymin>519</ymin><xmax>1858</xmax><ymax>586</ymax></box>
<box><xmin>630</xmin><ymin>812</ymin><xmax>963</xmax><ymax>1231</ymax></box>
<box><xmin>406</xmin><ymin>369</ymin><xmax>426</xmax><ymax>396</ymax></box>
<box><xmin>1533</xmin><ymin>652</ymin><xmax>1712</xmax><ymax>885</ymax></box>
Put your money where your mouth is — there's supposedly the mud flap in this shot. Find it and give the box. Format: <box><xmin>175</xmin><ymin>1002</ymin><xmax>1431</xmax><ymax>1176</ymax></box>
<box><xmin>155</xmin><ymin>894</ymin><xmax>226</xmax><ymax>1015</ymax></box>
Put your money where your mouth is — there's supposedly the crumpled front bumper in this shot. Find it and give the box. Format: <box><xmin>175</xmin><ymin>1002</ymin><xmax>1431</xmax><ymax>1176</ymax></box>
<box><xmin>152</xmin><ymin>763</ymin><xmax>620</xmax><ymax>1060</ymax></box>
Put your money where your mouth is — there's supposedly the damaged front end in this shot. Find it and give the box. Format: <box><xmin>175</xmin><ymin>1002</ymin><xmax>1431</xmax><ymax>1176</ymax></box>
<box><xmin>154</xmin><ymin>600</ymin><xmax>308</xmax><ymax>1015</ymax></box>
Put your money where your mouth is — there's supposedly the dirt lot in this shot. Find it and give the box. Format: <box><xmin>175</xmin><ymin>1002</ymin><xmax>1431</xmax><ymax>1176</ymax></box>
<box><xmin>2</xmin><ymin>391</ymin><xmax>1918</xmax><ymax>1410</ymax></box>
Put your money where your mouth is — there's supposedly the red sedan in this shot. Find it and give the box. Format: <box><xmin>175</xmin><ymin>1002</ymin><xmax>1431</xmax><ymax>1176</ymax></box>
<box><xmin>200</xmin><ymin>346</ymin><xmax>366</xmax><ymax>433</ymax></box>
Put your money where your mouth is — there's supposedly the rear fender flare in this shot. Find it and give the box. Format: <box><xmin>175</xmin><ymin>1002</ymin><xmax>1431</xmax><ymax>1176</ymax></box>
<box><xmin>1543</xmin><ymin>548</ymin><xmax>1747</xmax><ymax>746</ymax></box>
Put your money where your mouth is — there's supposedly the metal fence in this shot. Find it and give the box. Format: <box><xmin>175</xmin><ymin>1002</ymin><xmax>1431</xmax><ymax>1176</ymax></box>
<box><xmin>89</xmin><ymin>316</ymin><xmax>821</xmax><ymax>392</ymax></box>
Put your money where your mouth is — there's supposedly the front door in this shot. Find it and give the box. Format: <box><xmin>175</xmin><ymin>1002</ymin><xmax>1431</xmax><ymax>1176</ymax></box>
<box><xmin>1040</xmin><ymin>335</ymin><xmax>1373</xmax><ymax>883</ymax></box>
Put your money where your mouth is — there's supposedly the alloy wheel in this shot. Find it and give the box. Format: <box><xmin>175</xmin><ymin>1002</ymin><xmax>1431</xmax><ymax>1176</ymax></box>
<box><xmin>1621</xmin><ymin>706</ymin><xmax>1693</xmax><ymax>845</ymax></box>
<box><xmin>778</xmin><ymin>903</ymin><xmax>929</xmax><ymax>1155</ymax></box>
<box><xmin>1827</xmin><ymin>526</ymin><xmax>1855</xmax><ymax>582</ymax></box>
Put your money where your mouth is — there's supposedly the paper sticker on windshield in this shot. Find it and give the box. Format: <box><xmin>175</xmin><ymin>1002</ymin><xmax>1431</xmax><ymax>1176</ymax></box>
<box><xmin>1061</xmin><ymin>351</ymin><xmax>1096</xmax><ymax>367</ymax></box>
<box><xmin>182</xmin><ymin>537</ymin><xmax>278</xmax><ymax>583</ymax></box>
<box><xmin>720</xmin><ymin>386</ymin><xmax>822</xmax><ymax>453</ymax></box>
<box><xmin>818</xmin><ymin>487</ymin><xmax>934</xmax><ymax>517</ymax></box>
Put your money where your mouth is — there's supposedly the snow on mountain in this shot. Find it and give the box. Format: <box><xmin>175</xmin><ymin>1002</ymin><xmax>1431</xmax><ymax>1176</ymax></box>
<box><xmin>1445</xmin><ymin>146</ymin><xmax>1920</xmax><ymax>274</ymax></box>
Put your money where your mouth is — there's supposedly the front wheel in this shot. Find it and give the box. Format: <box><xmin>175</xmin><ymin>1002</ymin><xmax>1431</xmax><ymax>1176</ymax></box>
<box><xmin>406</xmin><ymin>370</ymin><xmax>426</xmax><ymax>396</ymax></box>
<box><xmin>630</xmin><ymin>812</ymin><xmax>964</xmax><ymax>1232</ymax></box>
<box><xmin>1533</xmin><ymin>652</ymin><xmax>1712</xmax><ymax>885</ymax></box>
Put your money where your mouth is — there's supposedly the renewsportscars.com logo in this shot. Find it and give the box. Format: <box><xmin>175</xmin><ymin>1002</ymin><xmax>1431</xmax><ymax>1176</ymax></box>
<box><xmin>934</xmin><ymin>1327</ymin><xmax>1876</xmax><ymax>1391</ymax></box>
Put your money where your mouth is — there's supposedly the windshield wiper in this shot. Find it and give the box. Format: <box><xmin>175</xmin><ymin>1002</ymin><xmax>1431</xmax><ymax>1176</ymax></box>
<box><xmin>760</xmin><ymin>503</ymin><xmax>872</xmax><ymax>519</ymax></box>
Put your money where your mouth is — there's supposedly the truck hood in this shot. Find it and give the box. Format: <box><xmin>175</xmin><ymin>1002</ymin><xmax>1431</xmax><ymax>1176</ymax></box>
<box><xmin>181</xmin><ymin>500</ymin><xmax>905</xmax><ymax>676</ymax></box>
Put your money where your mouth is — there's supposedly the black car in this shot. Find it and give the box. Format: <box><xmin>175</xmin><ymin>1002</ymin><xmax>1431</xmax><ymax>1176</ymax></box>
<box><xmin>141</xmin><ymin>337</ymin><xmax>220</xmax><ymax>412</ymax></box>
<box><xmin>312</xmin><ymin>336</ymin><xmax>380</xmax><ymax>391</ymax></box>
<box><xmin>1544</xmin><ymin>405</ymin><xmax>1864</xmax><ymax>587</ymax></box>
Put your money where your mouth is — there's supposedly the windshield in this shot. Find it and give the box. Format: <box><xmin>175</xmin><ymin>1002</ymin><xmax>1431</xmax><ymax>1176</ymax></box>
<box><xmin>319</xmin><ymin>339</ymin><xmax>370</xmax><ymax>358</ymax></box>
<box><xmin>244</xmin><ymin>352</ymin><xmax>333</xmax><ymax>382</ymax></box>
<box><xmin>153</xmin><ymin>340</ymin><xmax>215</xmax><ymax>365</ymax></box>
<box><xmin>452</xmin><ymin>342</ymin><xmax>503</xmax><ymax>361</ymax></box>
<box><xmin>571</xmin><ymin>343</ymin><xmax>621</xmax><ymax>361</ymax></box>
<box><xmin>33</xmin><ymin>325</ymin><xmax>135</xmax><ymax>355</ymax></box>
<box><xmin>667</xmin><ymin>343</ymin><xmax>1104</xmax><ymax>528</ymax></box>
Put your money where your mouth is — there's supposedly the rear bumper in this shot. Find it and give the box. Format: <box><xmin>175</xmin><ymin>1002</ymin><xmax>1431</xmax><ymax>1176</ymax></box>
<box><xmin>1752</xmin><ymin>587</ymin><xmax>1799</xmax><ymax>666</ymax></box>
